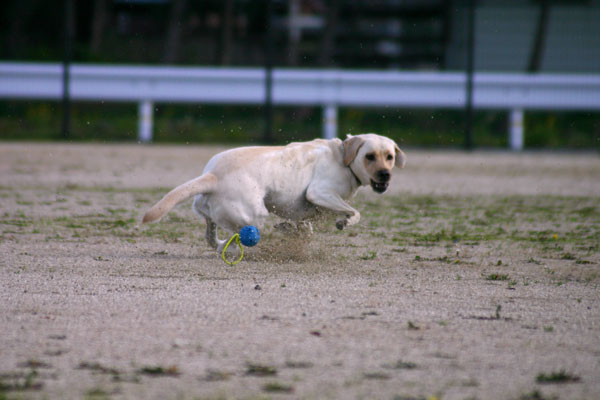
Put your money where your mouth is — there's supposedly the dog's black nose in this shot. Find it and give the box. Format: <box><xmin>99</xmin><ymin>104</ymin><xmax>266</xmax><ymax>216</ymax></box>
<box><xmin>377</xmin><ymin>170</ymin><xmax>391</xmax><ymax>182</ymax></box>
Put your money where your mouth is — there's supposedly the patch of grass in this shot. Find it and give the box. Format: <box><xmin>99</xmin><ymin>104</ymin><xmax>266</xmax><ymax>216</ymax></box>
<box><xmin>142</xmin><ymin>226</ymin><xmax>187</xmax><ymax>243</ymax></box>
<box><xmin>486</xmin><ymin>273</ymin><xmax>510</xmax><ymax>281</ymax></box>
<box><xmin>392</xmin><ymin>396</ymin><xmax>427</xmax><ymax>400</ymax></box>
<box><xmin>518</xmin><ymin>390</ymin><xmax>557</xmax><ymax>400</ymax></box>
<box><xmin>359</xmin><ymin>251</ymin><xmax>377</xmax><ymax>260</ymax></box>
<box><xmin>407</xmin><ymin>321</ymin><xmax>420</xmax><ymax>330</ymax></box>
<box><xmin>382</xmin><ymin>360</ymin><xmax>417</xmax><ymax>370</ymax></box>
<box><xmin>536</xmin><ymin>370</ymin><xmax>580</xmax><ymax>384</ymax></box>
<box><xmin>137</xmin><ymin>365</ymin><xmax>180</xmax><ymax>377</ymax></box>
<box><xmin>584</xmin><ymin>272</ymin><xmax>599</xmax><ymax>283</ymax></box>
<box><xmin>0</xmin><ymin>218</ymin><xmax>32</xmax><ymax>228</ymax></box>
<box><xmin>363</xmin><ymin>371</ymin><xmax>391</xmax><ymax>380</ymax></box>
<box><xmin>106</xmin><ymin>207</ymin><xmax>128</xmax><ymax>215</ymax></box>
<box><xmin>413</xmin><ymin>255</ymin><xmax>455</xmax><ymax>263</ymax></box>
<box><xmin>166</xmin><ymin>214</ymin><xmax>186</xmax><ymax>223</ymax></box>
<box><xmin>5</xmin><ymin>188</ymin><xmax>600</xmax><ymax>265</ymax></box>
<box><xmin>574</xmin><ymin>206</ymin><xmax>597</xmax><ymax>217</ymax></box>
<box><xmin>17</xmin><ymin>359</ymin><xmax>52</xmax><ymax>369</ymax></box>
<box><xmin>77</xmin><ymin>362</ymin><xmax>120</xmax><ymax>376</ymax></box>
<box><xmin>0</xmin><ymin>370</ymin><xmax>43</xmax><ymax>392</ymax></box>
<box><xmin>284</xmin><ymin>361</ymin><xmax>313</xmax><ymax>369</ymax></box>
<box><xmin>245</xmin><ymin>363</ymin><xmax>277</xmax><ymax>377</ymax></box>
<box><xmin>367</xmin><ymin>194</ymin><xmax>599</xmax><ymax>254</ymax></box>
<box><xmin>262</xmin><ymin>381</ymin><xmax>294</xmax><ymax>393</ymax></box>
<box><xmin>203</xmin><ymin>369</ymin><xmax>233</xmax><ymax>381</ymax></box>
<box><xmin>410</xmin><ymin>229</ymin><xmax>463</xmax><ymax>245</ymax></box>
<box><xmin>106</xmin><ymin>218</ymin><xmax>136</xmax><ymax>228</ymax></box>
<box><xmin>85</xmin><ymin>388</ymin><xmax>111</xmax><ymax>400</ymax></box>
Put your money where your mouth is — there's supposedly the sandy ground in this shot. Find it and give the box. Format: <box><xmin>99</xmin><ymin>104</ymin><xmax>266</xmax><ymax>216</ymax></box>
<box><xmin>1</xmin><ymin>142</ymin><xmax>599</xmax><ymax>400</ymax></box>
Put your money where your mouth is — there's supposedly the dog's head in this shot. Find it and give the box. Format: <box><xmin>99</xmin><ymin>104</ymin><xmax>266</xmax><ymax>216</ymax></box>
<box><xmin>343</xmin><ymin>133</ymin><xmax>406</xmax><ymax>193</ymax></box>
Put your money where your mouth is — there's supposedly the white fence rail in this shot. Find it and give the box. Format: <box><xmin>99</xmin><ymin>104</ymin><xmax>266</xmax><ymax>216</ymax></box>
<box><xmin>1</xmin><ymin>62</ymin><xmax>599</xmax><ymax>149</ymax></box>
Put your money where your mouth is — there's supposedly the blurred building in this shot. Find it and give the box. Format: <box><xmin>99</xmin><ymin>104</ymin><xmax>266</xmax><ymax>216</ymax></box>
<box><xmin>2</xmin><ymin>0</ymin><xmax>599</xmax><ymax>72</ymax></box>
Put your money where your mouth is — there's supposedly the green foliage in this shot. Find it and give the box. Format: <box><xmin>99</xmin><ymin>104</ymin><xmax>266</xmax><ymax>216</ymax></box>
<box><xmin>1</xmin><ymin>101</ymin><xmax>598</xmax><ymax>148</ymax></box>
<box><xmin>340</xmin><ymin>108</ymin><xmax>508</xmax><ymax>147</ymax></box>
<box><xmin>526</xmin><ymin>112</ymin><xmax>600</xmax><ymax>149</ymax></box>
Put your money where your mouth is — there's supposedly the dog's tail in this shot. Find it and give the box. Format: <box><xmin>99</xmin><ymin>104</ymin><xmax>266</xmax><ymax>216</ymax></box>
<box><xmin>142</xmin><ymin>173</ymin><xmax>218</xmax><ymax>224</ymax></box>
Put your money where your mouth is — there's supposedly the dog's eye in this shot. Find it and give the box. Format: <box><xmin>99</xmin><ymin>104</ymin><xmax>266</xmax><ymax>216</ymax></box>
<box><xmin>365</xmin><ymin>154</ymin><xmax>375</xmax><ymax>161</ymax></box>
<box><xmin>386</xmin><ymin>154</ymin><xmax>393</xmax><ymax>161</ymax></box>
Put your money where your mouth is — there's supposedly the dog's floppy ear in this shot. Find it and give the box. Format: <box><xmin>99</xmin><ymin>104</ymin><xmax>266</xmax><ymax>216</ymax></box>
<box><xmin>394</xmin><ymin>143</ymin><xmax>407</xmax><ymax>168</ymax></box>
<box><xmin>343</xmin><ymin>135</ymin><xmax>365</xmax><ymax>166</ymax></box>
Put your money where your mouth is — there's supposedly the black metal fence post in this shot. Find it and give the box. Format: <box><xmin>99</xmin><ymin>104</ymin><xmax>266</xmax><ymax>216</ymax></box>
<box><xmin>263</xmin><ymin>0</ymin><xmax>274</xmax><ymax>144</ymax></box>
<box><xmin>464</xmin><ymin>0</ymin><xmax>475</xmax><ymax>150</ymax></box>
<box><xmin>62</xmin><ymin>0</ymin><xmax>73</xmax><ymax>139</ymax></box>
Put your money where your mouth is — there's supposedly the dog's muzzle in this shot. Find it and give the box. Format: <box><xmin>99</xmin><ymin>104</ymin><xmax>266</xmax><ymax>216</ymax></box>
<box><xmin>370</xmin><ymin>180</ymin><xmax>389</xmax><ymax>193</ymax></box>
<box><xmin>370</xmin><ymin>170</ymin><xmax>391</xmax><ymax>193</ymax></box>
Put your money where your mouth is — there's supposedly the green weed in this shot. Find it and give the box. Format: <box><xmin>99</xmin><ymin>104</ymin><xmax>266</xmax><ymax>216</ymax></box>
<box><xmin>245</xmin><ymin>363</ymin><xmax>277</xmax><ymax>376</ymax></box>
<box><xmin>536</xmin><ymin>370</ymin><xmax>580</xmax><ymax>384</ymax></box>
<box><xmin>137</xmin><ymin>365</ymin><xmax>180</xmax><ymax>377</ymax></box>
<box><xmin>360</xmin><ymin>251</ymin><xmax>377</xmax><ymax>260</ymax></box>
<box><xmin>262</xmin><ymin>381</ymin><xmax>294</xmax><ymax>393</ymax></box>
<box><xmin>486</xmin><ymin>273</ymin><xmax>510</xmax><ymax>281</ymax></box>
<box><xmin>382</xmin><ymin>360</ymin><xmax>417</xmax><ymax>370</ymax></box>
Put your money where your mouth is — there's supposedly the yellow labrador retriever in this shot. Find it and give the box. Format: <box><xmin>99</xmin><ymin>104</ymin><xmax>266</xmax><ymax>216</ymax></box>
<box><xmin>143</xmin><ymin>133</ymin><xmax>406</xmax><ymax>251</ymax></box>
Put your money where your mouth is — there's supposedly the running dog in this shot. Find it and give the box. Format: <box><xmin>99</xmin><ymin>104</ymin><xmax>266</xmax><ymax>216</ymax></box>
<box><xmin>143</xmin><ymin>133</ymin><xmax>406</xmax><ymax>251</ymax></box>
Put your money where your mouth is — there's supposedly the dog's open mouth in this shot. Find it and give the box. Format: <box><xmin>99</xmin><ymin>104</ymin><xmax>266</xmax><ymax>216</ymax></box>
<box><xmin>370</xmin><ymin>180</ymin><xmax>389</xmax><ymax>193</ymax></box>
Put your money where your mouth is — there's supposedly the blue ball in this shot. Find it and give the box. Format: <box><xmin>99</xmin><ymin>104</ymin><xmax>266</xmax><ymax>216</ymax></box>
<box><xmin>239</xmin><ymin>225</ymin><xmax>260</xmax><ymax>247</ymax></box>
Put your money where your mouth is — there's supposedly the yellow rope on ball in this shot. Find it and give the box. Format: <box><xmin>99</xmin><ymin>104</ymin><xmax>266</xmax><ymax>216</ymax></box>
<box><xmin>222</xmin><ymin>233</ymin><xmax>244</xmax><ymax>266</ymax></box>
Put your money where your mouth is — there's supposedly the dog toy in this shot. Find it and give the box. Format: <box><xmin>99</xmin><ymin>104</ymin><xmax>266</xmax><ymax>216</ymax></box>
<box><xmin>222</xmin><ymin>225</ymin><xmax>260</xmax><ymax>266</ymax></box>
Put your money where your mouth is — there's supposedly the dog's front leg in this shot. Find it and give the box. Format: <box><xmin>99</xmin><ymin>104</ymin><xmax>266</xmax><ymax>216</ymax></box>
<box><xmin>306</xmin><ymin>187</ymin><xmax>360</xmax><ymax>230</ymax></box>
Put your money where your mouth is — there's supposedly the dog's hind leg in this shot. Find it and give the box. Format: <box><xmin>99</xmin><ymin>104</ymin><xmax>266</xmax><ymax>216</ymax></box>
<box><xmin>205</xmin><ymin>217</ymin><xmax>227</xmax><ymax>250</ymax></box>
<box><xmin>193</xmin><ymin>195</ymin><xmax>226</xmax><ymax>250</ymax></box>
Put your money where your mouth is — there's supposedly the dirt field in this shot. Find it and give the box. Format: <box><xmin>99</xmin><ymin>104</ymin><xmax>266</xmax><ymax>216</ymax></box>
<box><xmin>1</xmin><ymin>143</ymin><xmax>599</xmax><ymax>400</ymax></box>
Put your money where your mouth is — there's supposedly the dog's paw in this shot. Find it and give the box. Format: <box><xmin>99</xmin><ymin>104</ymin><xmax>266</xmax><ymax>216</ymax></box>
<box><xmin>216</xmin><ymin>241</ymin><xmax>227</xmax><ymax>254</ymax></box>
<box><xmin>337</xmin><ymin>212</ymin><xmax>360</xmax><ymax>230</ymax></box>
<box><xmin>347</xmin><ymin>212</ymin><xmax>361</xmax><ymax>227</ymax></box>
